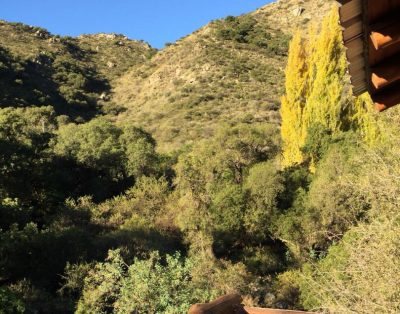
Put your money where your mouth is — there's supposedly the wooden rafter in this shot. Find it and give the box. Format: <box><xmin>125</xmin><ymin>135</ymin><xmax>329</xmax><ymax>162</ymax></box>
<box><xmin>338</xmin><ymin>0</ymin><xmax>400</xmax><ymax>111</ymax></box>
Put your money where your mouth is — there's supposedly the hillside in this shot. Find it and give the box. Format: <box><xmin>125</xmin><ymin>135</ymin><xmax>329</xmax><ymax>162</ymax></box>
<box><xmin>4</xmin><ymin>2</ymin><xmax>391</xmax><ymax>313</ymax></box>
<box><xmin>112</xmin><ymin>0</ymin><xmax>334</xmax><ymax>151</ymax></box>
<box><xmin>0</xmin><ymin>20</ymin><xmax>155</xmax><ymax>119</ymax></box>
<box><xmin>253</xmin><ymin>0</ymin><xmax>334</xmax><ymax>32</ymax></box>
<box><xmin>0</xmin><ymin>0</ymin><xmax>333</xmax><ymax>143</ymax></box>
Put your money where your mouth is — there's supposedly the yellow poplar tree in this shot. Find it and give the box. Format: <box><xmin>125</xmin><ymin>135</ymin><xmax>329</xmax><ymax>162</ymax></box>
<box><xmin>281</xmin><ymin>7</ymin><xmax>379</xmax><ymax>168</ymax></box>
<box><xmin>302</xmin><ymin>7</ymin><xmax>349</xmax><ymax>132</ymax></box>
<box><xmin>280</xmin><ymin>31</ymin><xmax>308</xmax><ymax>167</ymax></box>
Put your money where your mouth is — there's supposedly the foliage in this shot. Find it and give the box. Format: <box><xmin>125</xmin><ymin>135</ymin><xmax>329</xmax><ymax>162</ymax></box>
<box><xmin>275</xmin><ymin>141</ymin><xmax>370</xmax><ymax>258</ymax></box>
<box><xmin>244</xmin><ymin>161</ymin><xmax>284</xmax><ymax>241</ymax></box>
<box><xmin>75</xmin><ymin>249</ymin><xmax>248</xmax><ymax>314</ymax></box>
<box><xmin>0</xmin><ymin>286</ymin><xmax>25</xmax><ymax>314</ymax></box>
<box><xmin>280</xmin><ymin>9</ymin><xmax>378</xmax><ymax>167</ymax></box>
<box><xmin>299</xmin><ymin>215</ymin><xmax>400</xmax><ymax>313</ymax></box>
<box><xmin>53</xmin><ymin>119</ymin><xmax>161</xmax><ymax>192</ymax></box>
<box><xmin>174</xmin><ymin>123</ymin><xmax>288</xmax><ymax>278</ymax></box>
<box><xmin>215</xmin><ymin>15</ymin><xmax>289</xmax><ymax>55</ymax></box>
<box><xmin>2</xmin><ymin>2</ymin><xmax>399</xmax><ymax>313</ymax></box>
<box><xmin>119</xmin><ymin>125</ymin><xmax>158</xmax><ymax>177</ymax></box>
<box><xmin>54</xmin><ymin>118</ymin><xmax>124</xmax><ymax>176</ymax></box>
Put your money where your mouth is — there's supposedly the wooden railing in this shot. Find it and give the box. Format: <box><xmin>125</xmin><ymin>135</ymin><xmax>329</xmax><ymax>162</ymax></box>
<box><xmin>188</xmin><ymin>294</ymin><xmax>315</xmax><ymax>314</ymax></box>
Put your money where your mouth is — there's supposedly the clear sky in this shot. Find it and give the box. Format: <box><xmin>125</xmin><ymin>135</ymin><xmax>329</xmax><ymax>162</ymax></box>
<box><xmin>1</xmin><ymin>0</ymin><xmax>273</xmax><ymax>49</ymax></box>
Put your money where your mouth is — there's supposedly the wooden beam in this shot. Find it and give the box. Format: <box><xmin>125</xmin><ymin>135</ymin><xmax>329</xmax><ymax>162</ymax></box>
<box><xmin>346</xmin><ymin>37</ymin><xmax>364</xmax><ymax>60</ymax></box>
<box><xmin>370</xmin><ymin>16</ymin><xmax>400</xmax><ymax>50</ymax></box>
<box><xmin>371</xmin><ymin>55</ymin><xmax>400</xmax><ymax>89</ymax></box>
<box><xmin>188</xmin><ymin>294</ymin><xmax>243</xmax><ymax>314</ymax></box>
<box><xmin>188</xmin><ymin>295</ymin><xmax>317</xmax><ymax>314</ymax></box>
<box><xmin>244</xmin><ymin>307</ymin><xmax>315</xmax><ymax>314</ymax></box>
<box><xmin>338</xmin><ymin>0</ymin><xmax>400</xmax><ymax>110</ymax></box>
<box><xmin>367</xmin><ymin>0</ymin><xmax>400</xmax><ymax>24</ymax></box>
<box><xmin>339</xmin><ymin>0</ymin><xmax>362</xmax><ymax>24</ymax></box>
<box><xmin>373</xmin><ymin>83</ymin><xmax>400</xmax><ymax>111</ymax></box>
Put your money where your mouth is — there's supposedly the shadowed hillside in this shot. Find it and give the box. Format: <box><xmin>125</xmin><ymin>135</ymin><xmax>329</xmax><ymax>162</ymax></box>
<box><xmin>0</xmin><ymin>20</ymin><xmax>155</xmax><ymax>119</ymax></box>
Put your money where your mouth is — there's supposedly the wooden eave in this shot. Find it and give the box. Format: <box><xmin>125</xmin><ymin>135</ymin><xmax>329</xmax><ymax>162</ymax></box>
<box><xmin>338</xmin><ymin>0</ymin><xmax>400</xmax><ymax>111</ymax></box>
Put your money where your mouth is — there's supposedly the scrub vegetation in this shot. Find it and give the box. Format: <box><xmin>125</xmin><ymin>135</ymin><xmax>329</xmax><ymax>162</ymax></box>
<box><xmin>1</xmin><ymin>1</ymin><xmax>399</xmax><ymax>313</ymax></box>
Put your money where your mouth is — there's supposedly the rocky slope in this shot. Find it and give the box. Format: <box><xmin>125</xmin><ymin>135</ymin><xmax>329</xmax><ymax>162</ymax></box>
<box><xmin>0</xmin><ymin>20</ymin><xmax>154</xmax><ymax>119</ymax></box>
<box><xmin>0</xmin><ymin>21</ymin><xmax>155</xmax><ymax>82</ymax></box>
<box><xmin>112</xmin><ymin>0</ymin><xmax>335</xmax><ymax>151</ymax></box>
<box><xmin>0</xmin><ymin>0</ymin><xmax>334</xmax><ymax>145</ymax></box>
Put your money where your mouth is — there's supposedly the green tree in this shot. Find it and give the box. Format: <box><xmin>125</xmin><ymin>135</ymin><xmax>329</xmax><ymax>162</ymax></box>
<box><xmin>75</xmin><ymin>250</ymin><xmax>232</xmax><ymax>314</ymax></box>
<box><xmin>54</xmin><ymin>118</ymin><xmax>124</xmax><ymax>177</ymax></box>
<box><xmin>0</xmin><ymin>286</ymin><xmax>25</xmax><ymax>314</ymax></box>
<box><xmin>119</xmin><ymin>126</ymin><xmax>158</xmax><ymax>177</ymax></box>
<box><xmin>244</xmin><ymin>161</ymin><xmax>284</xmax><ymax>241</ymax></box>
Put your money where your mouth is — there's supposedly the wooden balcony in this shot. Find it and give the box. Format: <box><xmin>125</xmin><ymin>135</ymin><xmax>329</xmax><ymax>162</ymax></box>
<box><xmin>338</xmin><ymin>0</ymin><xmax>400</xmax><ymax>111</ymax></box>
<box><xmin>188</xmin><ymin>294</ymin><xmax>315</xmax><ymax>314</ymax></box>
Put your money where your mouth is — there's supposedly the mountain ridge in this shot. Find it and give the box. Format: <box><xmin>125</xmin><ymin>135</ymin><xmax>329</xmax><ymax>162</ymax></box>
<box><xmin>111</xmin><ymin>0</ymin><xmax>334</xmax><ymax>151</ymax></box>
<box><xmin>0</xmin><ymin>0</ymin><xmax>334</xmax><ymax>141</ymax></box>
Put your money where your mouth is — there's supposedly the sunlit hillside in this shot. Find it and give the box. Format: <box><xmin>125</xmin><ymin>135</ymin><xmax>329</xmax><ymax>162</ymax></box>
<box><xmin>3</xmin><ymin>1</ymin><xmax>399</xmax><ymax>313</ymax></box>
<box><xmin>112</xmin><ymin>0</ymin><xmax>334</xmax><ymax>151</ymax></box>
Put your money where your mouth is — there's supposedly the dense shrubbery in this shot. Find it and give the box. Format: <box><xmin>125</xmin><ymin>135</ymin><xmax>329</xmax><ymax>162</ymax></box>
<box><xmin>1</xmin><ymin>6</ymin><xmax>399</xmax><ymax>314</ymax></box>
<box><xmin>75</xmin><ymin>250</ymin><xmax>248</xmax><ymax>314</ymax></box>
<box><xmin>214</xmin><ymin>15</ymin><xmax>289</xmax><ymax>56</ymax></box>
<box><xmin>0</xmin><ymin>43</ymin><xmax>109</xmax><ymax>121</ymax></box>
<box><xmin>271</xmin><ymin>8</ymin><xmax>400</xmax><ymax>314</ymax></box>
<box><xmin>0</xmin><ymin>106</ymin><xmax>177</xmax><ymax>312</ymax></box>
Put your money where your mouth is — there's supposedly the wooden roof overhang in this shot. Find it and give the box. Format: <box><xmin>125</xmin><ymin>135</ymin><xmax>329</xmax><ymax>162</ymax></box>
<box><xmin>338</xmin><ymin>0</ymin><xmax>400</xmax><ymax>111</ymax></box>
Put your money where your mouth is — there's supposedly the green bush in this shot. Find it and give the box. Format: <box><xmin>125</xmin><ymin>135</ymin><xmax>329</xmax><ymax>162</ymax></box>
<box><xmin>299</xmin><ymin>215</ymin><xmax>400</xmax><ymax>313</ymax></box>
<box><xmin>0</xmin><ymin>286</ymin><xmax>25</xmax><ymax>314</ymax></box>
<box><xmin>75</xmin><ymin>250</ymin><xmax>218</xmax><ymax>314</ymax></box>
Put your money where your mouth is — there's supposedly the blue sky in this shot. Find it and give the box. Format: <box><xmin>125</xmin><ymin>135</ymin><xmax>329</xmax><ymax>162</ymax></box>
<box><xmin>1</xmin><ymin>0</ymin><xmax>273</xmax><ymax>49</ymax></box>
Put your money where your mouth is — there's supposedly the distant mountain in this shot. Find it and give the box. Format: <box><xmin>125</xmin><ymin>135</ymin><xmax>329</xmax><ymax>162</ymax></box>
<box><xmin>0</xmin><ymin>20</ymin><xmax>155</xmax><ymax>119</ymax></box>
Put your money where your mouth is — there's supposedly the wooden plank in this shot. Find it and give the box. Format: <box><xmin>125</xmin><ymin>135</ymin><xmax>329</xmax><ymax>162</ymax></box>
<box><xmin>351</xmin><ymin>70</ymin><xmax>367</xmax><ymax>86</ymax></box>
<box><xmin>353</xmin><ymin>84</ymin><xmax>368</xmax><ymax>95</ymax></box>
<box><xmin>244</xmin><ymin>307</ymin><xmax>314</xmax><ymax>314</ymax></box>
<box><xmin>338</xmin><ymin>0</ymin><xmax>353</xmax><ymax>5</ymax></box>
<box><xmin>371</xmin><ymin>54</ymin><xmax>400</xmax><ymax>89</ymax></box>
<box><xmin>348</xmin><ymin>55</ymin><xmax>366</xmax><ymax>73</ymax></box>
<box><xmin>345</xmin><ymin>37</ymin><xmax>364</xmax><ymax>59</ymax></box>
<box><xmin>339</xmin><ymin>0</ymin><xmax>362</xmax><ymax>23</ymax></box>
<box><xmin>373</xmin><ymin>83</ymin><xmax>400</xmax><ymax>111</ymax></box>
<box><xmin>343</xmin><ymin>19</ymin><xmax>363</xmax><ymax>41</ymax></box>
<box><xmin>370</xmin><ymin>16</ymin><xmax>400</xmax><ymax>50</ymax></box>
<box><xmin>188</xmin><ymin>294</ymin><xmax>242</xmax><ymax>314</ymax></box>
<box><xmin>338</xmin><ymin>0</ymin><xmax>367</xmax><ymax>96</ymax></box>
<box><xmin>188</xmin><ymin>295</ymin><xmax>317</xmax><ymax>314</ymax></box>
